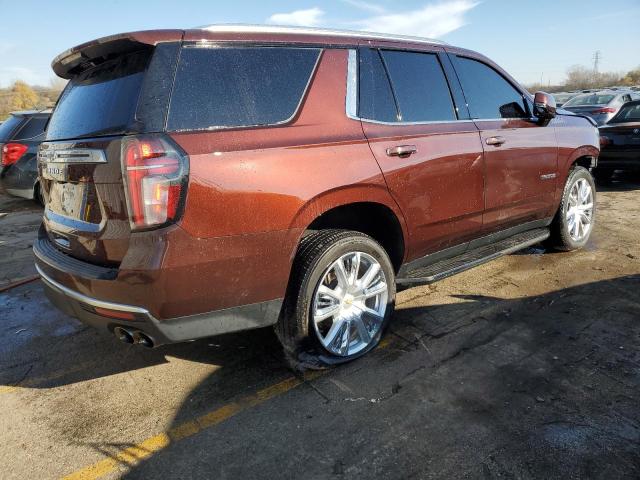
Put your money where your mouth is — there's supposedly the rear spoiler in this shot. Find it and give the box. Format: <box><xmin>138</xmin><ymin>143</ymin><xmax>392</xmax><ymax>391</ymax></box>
<box><xmin>51</xmin><ymin>30</ymin><xmax>184</xmax><ymax>79</ymax></box>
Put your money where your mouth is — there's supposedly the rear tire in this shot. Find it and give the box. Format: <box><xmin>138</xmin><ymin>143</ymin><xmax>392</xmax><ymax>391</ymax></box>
<box><xmin>276</xmin><ymin>229</ymin><xmax>395</xmax><ymax>365</ymax></box>
<box><xmin>548</xmin><ymin>166</ymin><xmax>596</xmax><ymax>251</ymax></box>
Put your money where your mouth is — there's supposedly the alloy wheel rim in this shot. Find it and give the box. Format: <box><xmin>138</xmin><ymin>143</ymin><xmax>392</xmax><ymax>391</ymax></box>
<box><xmin>566</xmin><ymin>178</ymin><xmax>594</xmax><ymax>241</ymax></box>
<box><xmin>312</xmin><ymin>251</ymin><xmax>388</xmax><ymax>357</ymax></box>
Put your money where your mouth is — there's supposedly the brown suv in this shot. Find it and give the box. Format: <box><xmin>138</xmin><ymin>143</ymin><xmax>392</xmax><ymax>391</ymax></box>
<box><xmin>35</xmin><ymin>26</ymin><xmax>599</xmax><ymax>363</ymax></box>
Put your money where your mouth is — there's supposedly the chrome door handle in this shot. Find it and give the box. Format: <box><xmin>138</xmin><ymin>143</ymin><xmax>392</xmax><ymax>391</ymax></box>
<box><xmin>485</xmin><ymin>136</ymin><xmax>506</xmax><ymax>146</ymax></box>
<box><xmin>386</xmin><ymin>145</ymin><xmax>417</xmax><ymax>158</ymax></box>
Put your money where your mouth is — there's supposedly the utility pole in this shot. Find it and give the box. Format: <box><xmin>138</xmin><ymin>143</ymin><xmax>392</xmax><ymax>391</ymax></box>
<box><xmin>593</xmin><ymin>50</ymin><xmax>601</xmax><ymax>73</ymax></box>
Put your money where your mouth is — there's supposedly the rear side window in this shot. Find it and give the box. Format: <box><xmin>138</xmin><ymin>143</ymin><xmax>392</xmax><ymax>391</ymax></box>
<box><xmin>380</xmin><ymin>50</ymin><xmax>456</xmax><ymax>122</ymax></box>
<box><xmin>610</xmin><ymin>103</ymin><xmax>640</xmax><ymax>122</ymax></box>
<box><xmin>453</xmin><ymin>56</ymin><xmax>528</xmax><ymax>119</ymax></box>
<box><xmin>358</xmin><ymin>48</ymin><xmax>398</xmax><ymax>122</ymax></box>
<box><xmin>167</xmin><ymin>47</ymin><xmax>320</xmax><ymax>131</ymax></box>
<box><xmin>46</xmin><ymin>50</ymin><xmax>150</xmax><ymax>140</ymax></box>
<box><xmin>14</xmin><ymin>117</ymin><xmax>48</xmax><ymax>140</ymax></box>
<box><xmin>0</xmin><ymin>115</ymin><xmax>23</xmax><ymax>142</ymax></box>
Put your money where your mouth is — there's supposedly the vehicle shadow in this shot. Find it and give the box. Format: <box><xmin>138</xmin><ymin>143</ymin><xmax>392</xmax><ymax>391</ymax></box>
<box><xmin>117</xmin><ymin>274</ymin><xmax>640</xmax><ymax>479</ymax></box>
<box><xmin>0</xmin><ymin>281</ymin><xmax>286</xmax><ymax>390</ymax></box>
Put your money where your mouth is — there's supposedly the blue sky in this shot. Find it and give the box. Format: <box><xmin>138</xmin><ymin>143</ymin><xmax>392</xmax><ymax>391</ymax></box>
<box><xmin>1</xmin><ymin>0</ymin><xmax>639</xmax><ymax>87</ymax></box>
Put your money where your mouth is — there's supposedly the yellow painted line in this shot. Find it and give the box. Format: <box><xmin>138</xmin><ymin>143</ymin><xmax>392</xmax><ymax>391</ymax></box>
<box><xmin>61</xmin><ymin>376</ymin><xmax>304</xmax><ymax>480</ymax></box>
<box><xmin>58</xmin><ymin>336</ymin><xmax>400</xmax><ymax>479</ymax></box>
<box><xmin>0</xmin><ymin>385</ymin><xmax>19</xmax><ymax>395</ymax></box>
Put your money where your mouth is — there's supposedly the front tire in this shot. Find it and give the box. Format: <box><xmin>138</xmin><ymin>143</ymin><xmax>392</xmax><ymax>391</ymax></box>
<box><xmin>276</xmin><ymin>229</ymin><xmax>395</xmax><ymax>364</ymax></box>
<box><xmin>548</xmin><ymin>166</ymin><xmax>596</xmax><ymax>251</ymax></box>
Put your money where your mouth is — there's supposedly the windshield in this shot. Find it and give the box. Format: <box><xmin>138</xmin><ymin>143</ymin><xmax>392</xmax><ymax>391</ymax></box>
<box><xmin>0</xmin><ymin>115</ymin><xmax>22</xmax><ymax>142</ymax></box>
<box><xmin>610</xmin><ymin>103</ymin><xmax>640</xmax><ymax>123</ymax></box>
<box><xmin>46</xmin><ymin>50</ymin><xmax>150</xmax><ymax>140</ymax></box>
<box><xmin>563</xmin><ymin>93</ymin><xmax>615</xmax><ymax>107</ymax></box>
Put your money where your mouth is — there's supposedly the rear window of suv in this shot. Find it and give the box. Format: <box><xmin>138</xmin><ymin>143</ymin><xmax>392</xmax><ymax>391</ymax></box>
<box><xmin>563</xmin><ymin>94</ymin><xmax>615</xmax><ymax>107</ymax></box>
<box><xmin>167</xmin><ymin>46</ymin><xmax>320</xmax><ymax>131</ymax></box>
<box><xmin>0</xmin><ymin>115</ymin><xmax>23</xmax><ymax>142</ymax></box>
<box><xmin>14</xmin><ymin>116</ymin><xmax>48</xmax><ymax>140</ymax></box>
<box><xmin>610</xmin><ymin>103</ymin><xmax>640</xmax><ymax>122</ymax></box>
<box><xmin>46</xmin><ymin>50</ymin><xmax>150</xmax><ymax>140</ymax></box>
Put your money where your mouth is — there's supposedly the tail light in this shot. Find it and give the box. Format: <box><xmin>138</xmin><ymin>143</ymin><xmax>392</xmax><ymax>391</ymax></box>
<box><xmin>599</xmin><ymin>135</ymin><xmax>611</xmax><ymax>147</ymax></box>
<box><xmin>591</xmin><ymin>107</ymin><xmax>616</xmax><ymax>115</ymax></box>
<box><xmin>121</xmin><ymin>135</ymin><xmax>189</xmax><ymax>230</ymax></box>
<box><xmin>1</xmin><ymin>143</ymin><xmax>28</xmax><ymax>166</ymax></box>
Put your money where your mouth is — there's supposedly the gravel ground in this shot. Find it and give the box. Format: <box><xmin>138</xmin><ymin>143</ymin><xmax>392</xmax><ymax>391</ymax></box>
<box><xmin>0</xmin><ymin>175</ymin><xmax>638</xmax><ymax>480</ymax></box>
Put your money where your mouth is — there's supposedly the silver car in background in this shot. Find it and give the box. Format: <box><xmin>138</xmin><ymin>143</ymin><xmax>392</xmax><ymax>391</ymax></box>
<box><xmin>562</xmin><ymin>90</ymin><xmax>640</xmax><ymax>125</ymax></box>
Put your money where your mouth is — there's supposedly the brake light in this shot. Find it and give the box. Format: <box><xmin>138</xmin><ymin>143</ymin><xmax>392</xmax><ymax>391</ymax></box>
<box><xmin>599</xmin><ymin>135</ymin><xmax>611</xmax><ymax>147</ymax></box>
<box><xmin>591</xmin><ymin>107</ymin><xmax>616</xmax><ymax>114</ymax></box>
<box><xmin>122</xmin><ymin>135</ymin><xmax>188</xmax><ymax>229</ymax></box>
<box><xmin>1</xmin><ymin>143</ymin><xmax>28</xmax><ymax>166</ymax></box>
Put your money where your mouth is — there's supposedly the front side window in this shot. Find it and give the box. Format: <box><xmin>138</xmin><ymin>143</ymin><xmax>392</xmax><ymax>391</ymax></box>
<box><xmin>454</xmin><ymin>56</ymin><xmax>528</xmax><ymax>119</ymax></box>
<box><xmin>167</xmin><ymin>46</ymin><xmax>320</xmax><ymax>131</ymax></box>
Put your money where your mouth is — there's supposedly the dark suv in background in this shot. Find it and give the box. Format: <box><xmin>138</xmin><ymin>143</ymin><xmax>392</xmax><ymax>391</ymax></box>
<box><xmin>35</xmin><ymin>26</ymin><xmax>599</xmax><ymax>364</ymax></box>
<box><xmin>0</xmin><ymin>110</ymin><xmax>50</xmax><ymax>203</ymax></box>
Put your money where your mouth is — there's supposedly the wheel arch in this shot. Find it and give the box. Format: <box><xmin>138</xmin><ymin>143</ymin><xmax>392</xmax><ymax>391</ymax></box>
<box><xmin>289</xmin><ymin>186</ymin><xmax>409</xmax><ymax>272</ymax></box>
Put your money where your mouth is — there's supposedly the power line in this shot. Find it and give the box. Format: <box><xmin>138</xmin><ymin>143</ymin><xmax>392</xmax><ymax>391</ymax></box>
<box><xmin>593</xmin><ymin>50</ymin><xmax>601</xmax><ymax>73</ymax></box>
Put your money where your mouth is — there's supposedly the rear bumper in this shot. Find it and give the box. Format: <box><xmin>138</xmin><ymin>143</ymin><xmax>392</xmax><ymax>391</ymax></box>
<box><xmin>33</xmin><ymin>224</ymin><xmax>286</xmax><ymax>346</ymax></box>
<box><xmin>597</xmin><ymin>150</ymin><xmax>640</xmax><ymax>169</ymax></box>
<box><xmin>37</xmin><ymin>263</ymin><xmax>283</xmax><ymax>346</ymax></box>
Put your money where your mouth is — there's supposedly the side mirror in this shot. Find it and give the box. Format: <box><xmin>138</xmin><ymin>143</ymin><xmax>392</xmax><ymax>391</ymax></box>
<box><xmin>533</xmin><ymin>91</ymin><xmax>557</xmax><ymax>125</ymax></box>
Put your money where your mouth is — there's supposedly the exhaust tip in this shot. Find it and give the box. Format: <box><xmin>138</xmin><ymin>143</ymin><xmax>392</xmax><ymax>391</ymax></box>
<box><xmin>133</xmin><ymin>331</ymin><xmax>154</xmax><ymax>348</ymax></box>
<box><xmin>114</xmin><ymin>326</ymin><xmax>134</xmax><ymax>344</ymax></box>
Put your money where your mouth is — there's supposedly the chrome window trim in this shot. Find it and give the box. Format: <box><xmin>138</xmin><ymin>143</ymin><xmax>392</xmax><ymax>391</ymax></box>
<box><xmin>470</xmin><ymin>117</ymin><xmax>535</xmax><ymax>122</ymax></box>
<box><xmin>346</xmin><ymin>49</ymin><xmax>358</xmax><ymax>119</ymax></box>
<box><xmin>167</xmin><ymin>46</ymin><xmax>322</xmax><ymax>133</ymax></box>
<box><xmin>359</xmin><ymin>118</ymin><xmax>477</xmax><ymax>126</ymax></box>
<box><xmin>39</xmin><ymin>148</ymin><xmax>107</xmax><ymax>164</ymax></box>
<box><xmin>199</xmin><ymin>24</ymin><xmax>448</xmax><ymax>46</ymax></box>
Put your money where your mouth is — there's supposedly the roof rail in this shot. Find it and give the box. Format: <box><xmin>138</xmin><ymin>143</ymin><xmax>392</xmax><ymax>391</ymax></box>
<box><xmin>197</xmin><ymin>24</ymin><xmax>448</xmax><ymax>46</ymax></box>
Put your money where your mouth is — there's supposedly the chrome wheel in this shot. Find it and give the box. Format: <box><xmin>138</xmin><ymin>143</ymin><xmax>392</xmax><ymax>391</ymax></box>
<box><xmin>312</xmin><ymin>251</ymin><xmax>388</xmax><ymax>357</ymax></box>
<box><xmin>566</xmin><ymin>177</ymin><xmax>594</xmax><ymax>241</ymax></box>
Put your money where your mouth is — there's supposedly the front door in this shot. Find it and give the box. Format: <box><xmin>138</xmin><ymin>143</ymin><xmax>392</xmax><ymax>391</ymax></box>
<box><xmin>449</xmin><ymin>54</ymin><xmax>558</xmax><ymax>233</ymax></box>
<box><xmin>356</xmin><ymin>47</ymin><xmax>485</xmax><ymax>260</ymax></box>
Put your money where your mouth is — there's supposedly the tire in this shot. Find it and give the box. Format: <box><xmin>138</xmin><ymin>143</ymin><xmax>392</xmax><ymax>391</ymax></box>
<box><xmin>276</xmin><ymin>229</ymin><xmax>395</xmax><ymax>365</ymax></box>
<box><xmin>592</xmin><ymin>167</ymin><xmax>614</xmax><ymax>185</ymax></box>
<box><xmin>547</xmin><ymin>166</ymin><xmax>596</xmax><ymax>251</ymax></box>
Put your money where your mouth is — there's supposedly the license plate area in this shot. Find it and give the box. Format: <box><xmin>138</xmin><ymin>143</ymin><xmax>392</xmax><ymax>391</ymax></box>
<box><xmin>47</xmin><ymin>181</ymin><xmax>101</xmax><ymax>224</ymax></box>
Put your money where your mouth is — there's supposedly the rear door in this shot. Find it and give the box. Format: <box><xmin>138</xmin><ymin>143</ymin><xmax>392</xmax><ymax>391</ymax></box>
<box><xmin>449</xmin><ymin>54</ymin><xmax>558</xmax><ymax>232</ymax></box>
<box><xmin>357</xmin><ymin>47</ymin><xmax>485</xmax><ymax>259</ymax></box>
